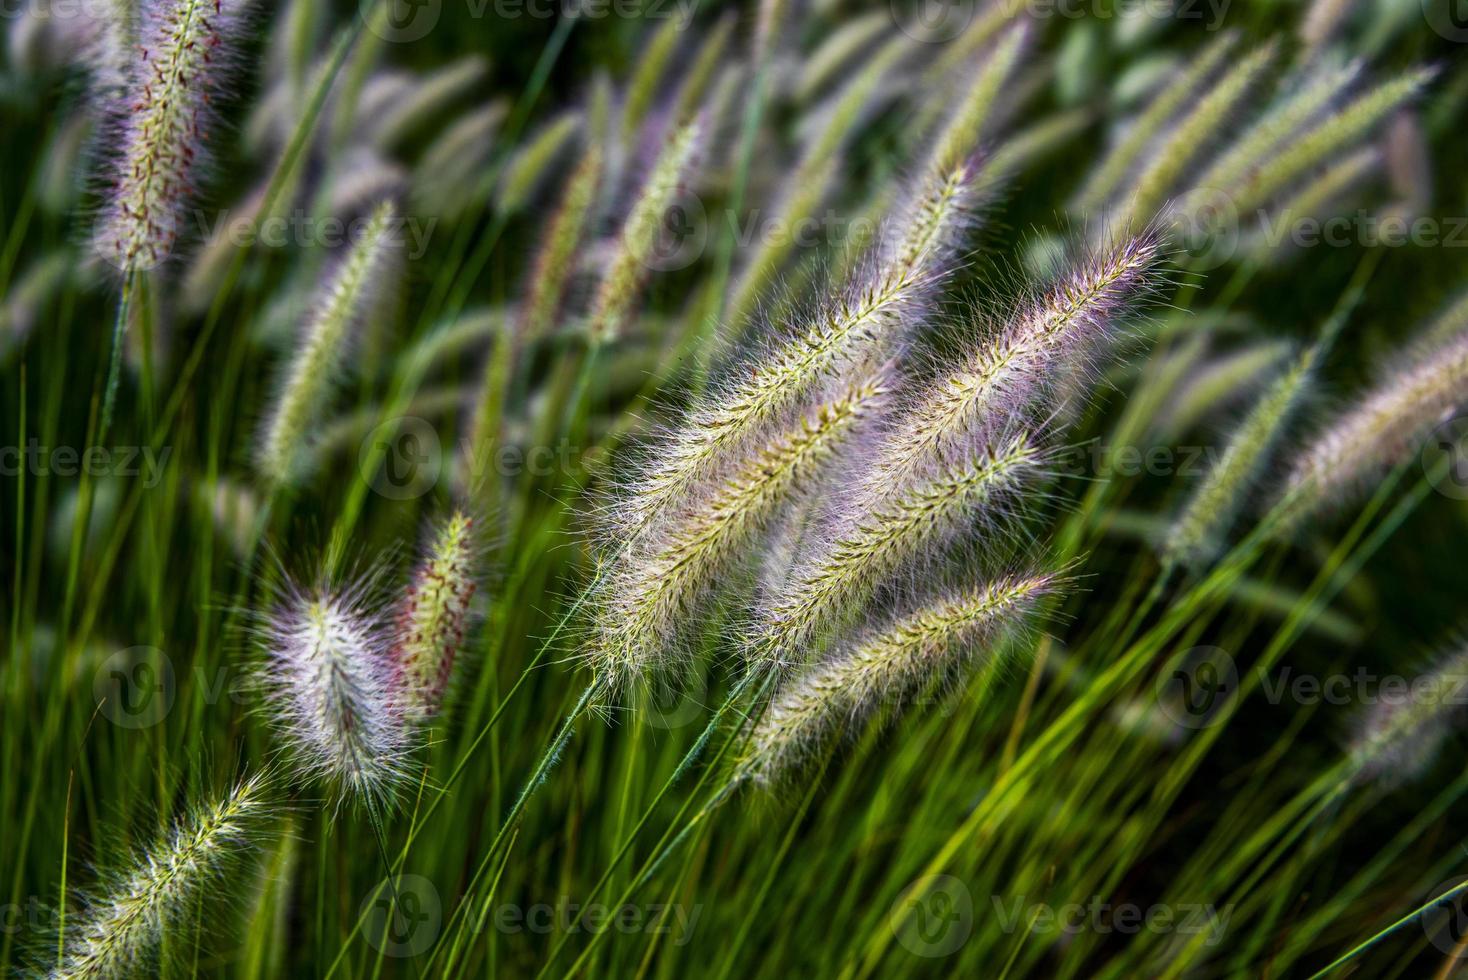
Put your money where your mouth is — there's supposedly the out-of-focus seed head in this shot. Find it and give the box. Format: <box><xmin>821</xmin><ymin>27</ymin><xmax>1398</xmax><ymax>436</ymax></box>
<box><xmin>391</xmin><ymin>510</ymin><xmax>482</xmax><ymax>720</ymax></box>
<box><xmin>94</xmin><ymin>0</ymin><xmax>251</xmax><ymax>273</ymax></box>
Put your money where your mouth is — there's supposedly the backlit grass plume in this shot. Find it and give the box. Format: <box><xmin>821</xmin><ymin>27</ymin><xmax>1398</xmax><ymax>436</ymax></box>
<box><xmin>625</xmin><ymin>157</ymin><xmax>985</xmax><ymax>533</ymax></box>
<box><xmin>94</xmin><ymin>0</ymin><xmax>248</xmax><ymax>272</ymax></box>
<box><xmin>740</xmin><ymin>571</ymin><xmax>1059</xmax><ymax>786</ymax></box>
<box><xmin>1285</xmin><ymin>326</ymin><xmax>1468</xmax><ymax>522</ymax></box>
<box><xmin>51</xmin><ymin>772</ymin><xmax>273</xmax><ymax>979</ymax></box>
<box><xmin>1349</xmin><ymin>644</ymin><xmax>1468</xmax><ymax>787</ymax></box>
<box><xmin>760</xmin><ymin>434</ymin><xmax>1044</xmax><ymax>664</ymax></box>
<box><xmin>256</xmin><ymin>201</ymin><xmax>399</xmax><ymax>485</ymax></box>
<box><xmin>1165</xmin><ymin>345</ymin><xmax>1316</xmax><ymax>568</ymax></box>
<box><xmin>391</xmin><ymin>510</ymin><xmax>481</xmax><ymax>720</ymax></box>
<box><xmin>256</xmin><ymin>577</ymin><xmax>410</xmax><ymax>807</ymax></box>
<box><xmin>590</xmin><ymin>373</ymin><xmax>889</xmax><ymax>691</ymax></box>
<box><xmin>868</xmin><ymin>233</ymin><xmax>1162</xmax><ymax>490</ymax></box>
<box><xmin>586</xmin><ymin>117</ymin><xmax>703</xmax><ymax>346</ymax></box>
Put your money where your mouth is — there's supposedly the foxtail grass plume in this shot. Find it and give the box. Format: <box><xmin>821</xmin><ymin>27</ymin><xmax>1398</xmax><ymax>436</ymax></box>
<box><xmin>740</xmin><ymin>571</ymin><xmax>1060</xmax><ymax>786</ymax></box>
<box><xmin>1247</xmin><ymin>146</ymin><xmax>1379</xmax><ymax>257</ymax></box>
<box><xmin>497</xmin><ymin>112</ymin><xmax>582</xmax><ymax>215</ymax></box>
<box><xmin>1285</xmin><ymin>327</ymin><xmax>1468</xmax><ymax>521</ymax></box>
<box><xmin>1165</xmin><ymin>345</ymin><xmax>1316</xmax><ymax>568</ymax></box>
<box><xmin>256</xmin><ymin>201</ymin><xmax>399</xmax><ymax>485</ymax></box>
<box><xmin>622</xmin><ymin>18</ymin><xmax>682</xmax><ymax>140</ymax></box>
<box><xmin>591</xmin><ymin>374</ymin><xmax>889</xmax><ymax>691</ymax></box>
<box><xmin>1349</xmin><ymin>644</ymin><xmax>1468</xmax><ymax>787</ymax></box>
<box><xmin>1191</xmin><ymin>62</ymin><xmax>1362</xmax><ymax>204</ymax></box>
<box><xmin>587</xmin><ymin>117</ymin><xmax>703</xmax><ymax>345</ymax></box>
<box><xmin>520</xmin><ymin>146</ymin><xmax>604</xmax><ymax>345</ymax></box>
<box><xmin>1073</xmin><ymin>32</ymin><xmax>1240</xmax><ymax>214</ymax></box>
<box><xmin>368</xmin><ymin>54</ymin><xmax>489</xmax><ymax>153</ymax></box>
<box><xmin>1121</xmin><ymin>41</ymin><xmax>1277</xmax><ymax>232</ymax></box>
<box><xmin>760</xmin><ymin>434</ymin><xmax>1044</xmax><ymax>664</ymax></box>
<box><xmin>795</xmin><ymin>12</ymin><xmax>887</xmax><ymax>104</ymax></box>
<box><xmin>923</xmin><ymin>20</ymin><xmax>1029</xmax><ymax>177</ymax></box>
<box><xmin>392</xmin><ymin>510</ymin><xmax>481</xmax><ymax>719</ymax></box>
<box><xmin>95</xmin><ymin>0</ymin><xmax>248</xmax><ymax>272</ymax></box>
<box><xmin>627</xmin><ymin>157</ymin><xmax>985</xmax><ymax>534</ymax></box>
<box><xmin>256</xmin><ymin>578</ymin><xmax>410</xmax><ymax>807</ymax></box>
<box><xmin>1217</xmin><ymin>66</ymin><xmax>1433</xmax><ymax>217</ymax></box>
<box><xmin>869</xmin><ymin>233</ymin><xmax>1161</xmax><ymax>491</ymax></box>
<box><xmin>51</xmin><ymin>772</ymin><xmax>273</xmax><ymax>979</ymax></box>
<box><xmin>725</xmin><ymin>35</ymin><xmax>910</xmax><ymax>328</ymax></box>
<box><xmin>668</xmin><ymin>14</ymin><xmax>734</xmax><ymax>127</ymax></box>
<box><xmin>464</xmin><ymin>146</ymin><xmax>604</xmax><ymax>492</ymax></box>
<box><xmin>1155</xmin><ymin>338</ymin><xmax>1294</xmax><ymax>441</ymax></box>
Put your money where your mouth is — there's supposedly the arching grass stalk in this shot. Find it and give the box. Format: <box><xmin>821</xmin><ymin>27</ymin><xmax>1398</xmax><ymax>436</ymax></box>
<box><xmin>97</xmin><ymin>271</ymin><xmax>134</xmax><ymax>443</ymax></box>
<box><xmin>532</xmin><ymin>669</ymin><xmax>773</xmax><ymax>980</ymax></box>
<box><xmin>1306</xmin><ymin>878</ymin><xmax>1468</xmax><ymax>978</ymax></box>
<box><xmin>860</xmin><ymin>458</ymin><xmax>1432</xmax><ymax>980</ymax></box>
<box><xmin>422</xmin><ymin>684</ymin><xmax>597</xmax><ymax>976</ymax></box>
<box><xmin>550</xmin><ymin>676</ymin><xmax>780</xmax><ymax>980</ymax></box>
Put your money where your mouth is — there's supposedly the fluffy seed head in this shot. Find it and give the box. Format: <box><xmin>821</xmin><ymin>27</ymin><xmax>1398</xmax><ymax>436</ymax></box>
<box><xmin>624</xmin><ymin>157</ymin><xmax>986</xmax><ymax>534</ymax></box>
<box><xmin>94</xmin><ymin>0</ymin><xmax>248</xmax><ymax>272</ymax></box>
<box><xmin>256</xmin><ymin>579</ymin><xmax>410</xmax><ymax>807</ymax></box>
<box><xmin>740</xmin><ymin>571</ymin><xmax>1059</xmax><ymax>787</ymax></box>
<box><xmin>391</xmin><ymin>511</ymin><xmax>480</xmax><ymax>720</ymax></box>
<box><xmin>590</xmin><ymin>374</ymin><xmax>889</xmax><ymax>692</ymax></box>
<box><xmin>759</xmin><ymin>434</ymin><xmax>1044</xmax><ymax>665</ymax></box>
<box><xmin>587</xmin><ymin>117</ymin><xmax>703</xmax><ymax>346</ymax></box>
<box><xmin>1165</xmin><ymin>346</ymin><xmax>1315</xmax><ymax>568</ymax></box>
<box><xmin>256</xmin><ymin>201</ymin><xmax>400</xmax><ymax>485</ymax></box>
<box><xmin>51</xmin><ymin>772</ymin><xmax>273</xmax><ymax>979</ymax></box>
<box><xmin>1285</xmin><ymin>328</ymin><xmax>1468</xmax><ymax>521</ymax></box>
<box><xmin>1349</xmin><ymin>645</ymin><xmax>1468</xmax><ymax>787</ymax></box>
<box><xmin>870</xmin><ymin>233</ymin><xmax>1161</xmax><ymax>491</ymax></box>
<box><xmin>497</xmin><ymin>112</ymin><xmax>582</xmax><ymax>215</ymax></box>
